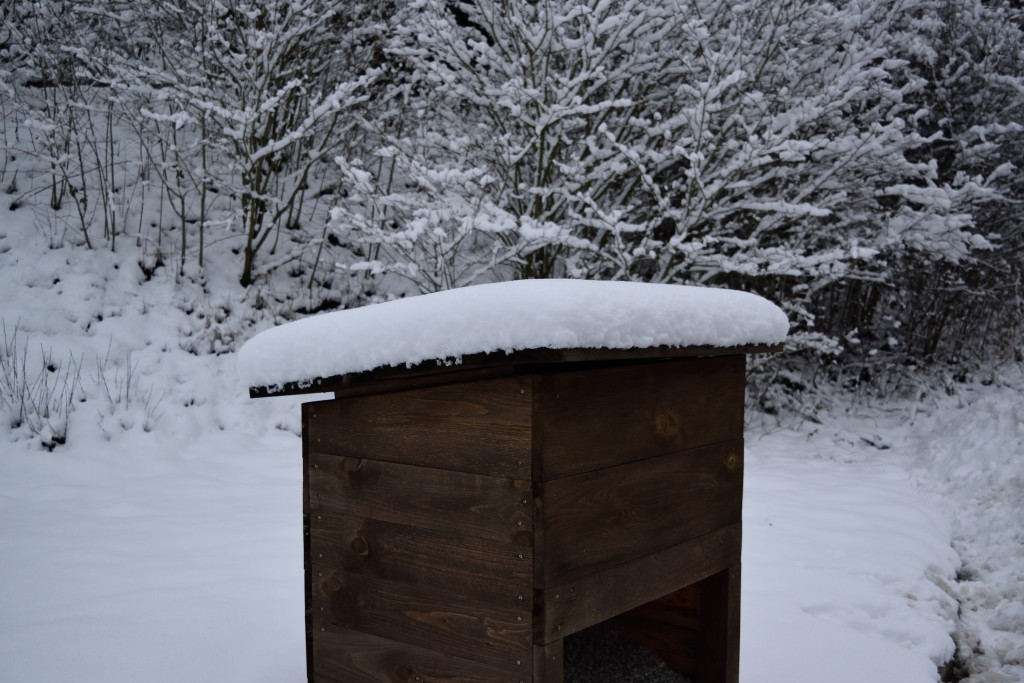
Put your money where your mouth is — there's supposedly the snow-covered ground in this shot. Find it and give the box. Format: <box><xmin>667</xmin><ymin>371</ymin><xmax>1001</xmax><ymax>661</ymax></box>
<box><xmin>1</xmin><ymin>212</ymin><xmax>1022</xmax><ymax>682</ymax></box>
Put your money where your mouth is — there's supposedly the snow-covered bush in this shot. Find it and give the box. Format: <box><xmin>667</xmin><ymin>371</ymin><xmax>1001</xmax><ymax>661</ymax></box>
<box><xmin>333</xmin><ymin>0</ymin><xmax>1010</xmax><ymax>375</ymax></box>
<box><xmin>334</xmin><ymin>0</ymin><xmax>685</xmax><ymax>290</ymax></box>
<box><xmin>0</xmin><ymin>322</ymin><xmax>81</xmax><ymax>450</ymax></box>
<box><xmin>3</xmin><ymin>0</ymin><xmax>1023</xmax><ymax>388</ymax></box>
<box><xmin>806</xmin><ymin>0</ymin><xmax>1024</xmax><ymax>382</ymax></box>
<box><xmin>884</xmin><ymin>0</ymin><xmax>1023</xmax><ymax>368</ymax></box>
<box><xmin>93</xmin><ymin>347</ymin><xmax>163</xmax><ymax>437</ymax></box>
<box><xmin>0</xmin><ymin>320</ymin><xmax>168</xmax><ymax>447</ymax></box>
<box><xmin>3</xmin><ymin>0</ymin><xmax>388</xmax><ymax>290</ymax></box>
<box><xmin>104</xmin><ymin>0</ymin><xmax>387</xmax><ymax>287</ymax></box>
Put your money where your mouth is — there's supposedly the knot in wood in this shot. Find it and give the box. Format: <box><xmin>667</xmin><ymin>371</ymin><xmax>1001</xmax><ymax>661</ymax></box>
<box><xmin>514</xmin><ymin>530</ymin><xmax>534</xmax><ymax>547</ymax></box>
<box><xmin>654</xmin><ymin>410</ymin><xmax>680</xmax><ymax>439</ymax></box>
<box><xmin>350</xmin><ymin>536</ymin><xmax>370</xmax><ymax>556</ymax></box>
<box><xmin>725</xmin><ymin>452</ymin><xmax>739</xmax><ymax>474</ymax></box>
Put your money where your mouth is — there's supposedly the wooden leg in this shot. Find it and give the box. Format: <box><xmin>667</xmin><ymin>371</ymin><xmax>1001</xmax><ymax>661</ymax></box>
<box><xmin>533</xmin><ymin>640</ymin><xmax>563</xmax><ymax>682</ymax></box>
<box><xmin>697</xmin><ymin>564</ymin><xmax>741</xmax><ymax>683</ymax></box>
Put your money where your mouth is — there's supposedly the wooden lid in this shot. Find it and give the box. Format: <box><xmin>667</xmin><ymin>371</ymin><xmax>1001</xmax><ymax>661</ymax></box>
<box><xmin>249</xmin><ymin>342</ymin><xmax>781</xmax><ymax>398</ymax></box>
<box><xmin>240</xmin><ymin>280</ymin><xmax>788</xmax><ymax>398</ymax></box>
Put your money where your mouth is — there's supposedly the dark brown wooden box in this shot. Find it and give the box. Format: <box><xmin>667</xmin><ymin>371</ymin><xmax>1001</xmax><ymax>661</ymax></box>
<box><xmin>254</xmin><ymin>345</ymin><xmax>771</xmax><ymax>683</ymax></box>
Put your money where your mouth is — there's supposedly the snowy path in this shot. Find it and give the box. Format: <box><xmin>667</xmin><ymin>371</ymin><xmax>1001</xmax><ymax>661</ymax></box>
<box><xmin>742</xmin><ymin>443</ymin><xmax>959</xmax><ymax>682</ymax></box>
<box><xmin>742</xmin><ymin>376</ymin><xmax>1024</xmax><ymax>683</ymax></box>
<box><xmin>905</xmin><ymin>385</ymin><xmax>1024</xmax><ymax>682</ymax></box>
<box><xmin>6</xmin><ymin>376</ymin><xmax>1021</xmax><ymax>681</ymax></box>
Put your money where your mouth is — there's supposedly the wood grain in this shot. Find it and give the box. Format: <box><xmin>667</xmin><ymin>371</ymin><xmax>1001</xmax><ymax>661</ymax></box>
<box><xmin>311</xmin><ymin>566</ymin><xmax>533</xmax><ymax>671</ymax></box>
<box><xmin>301</xmin><ymin>406</ymin><xmax>316</xmax><ymax>683</ymax></box>
<box><xmin>698</xmin><ymin>565</ymin><xmax>742</xmax><ymax>683</ymax></box>
<box><xmin>617</xmin><ymin>584</ymin><xmax>702</xmax><ymax>675</ymax></box>
<box><xmin>535</xmin><ymin>523</ymin><xmax>741</xmax><ymax>643</ymax></box>
<box><xmin>309</xmin><ymin>511</ymin><xmax>532</xmax><ymax>605</ymax></box>
<box><xmin>534</xmin><ymin>355</ymin><xmax>745</xmax><ymax>480</ymax></box>
<box><xmin>312</xmin><ymin>627</ymin><xmax>530</xmax><ymax>683</ymax></box>
<box><xmin>308</xmin><ymin>450</ymin><xmax>531</xmax><ymax>543</ymax></box>
<box><xmin>622</xmin><ymin>583</ymin><xmax>700</xmax><ymax>630</ymax></box>
<box><xmin>533</xmin><ymin>640</ymin><xmax>564</xmax><ymax>682</ymax></box>
<box><xmin>293</xmin><ymin>352</ymin><xmax>755</xmax><ymax>682</ymax></box>
<box><xmin>539</xmin><ymin>440</ymin><xmax>743</xmax><ymax>585</ymax></box>
<box><xmin>307</xmin><ymin>375</ymin><xmax>532</xmax><ymax>478</ymax></box>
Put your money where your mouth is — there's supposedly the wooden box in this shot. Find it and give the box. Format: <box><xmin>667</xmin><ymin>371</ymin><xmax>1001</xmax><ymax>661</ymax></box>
<box><xmin>255</xmin><ymin>345</ymin><xmax>766</xmax><ymax>683</ymax></box>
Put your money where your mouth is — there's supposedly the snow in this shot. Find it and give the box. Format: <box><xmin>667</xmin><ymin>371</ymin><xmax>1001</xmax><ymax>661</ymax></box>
<box><xmin>237</xmin><ymin>279</ymin><xmax>790</xmax><ymax>390</ymax></box>
<box><xmin>742</xmin><ymin>434</ymin><xmax>960</xmax><ymax>682</ymax></box>
<box><xmin>2</xmin><ymin>218</ymin><xmax>1023</xmax><ymax>683</ymax></box>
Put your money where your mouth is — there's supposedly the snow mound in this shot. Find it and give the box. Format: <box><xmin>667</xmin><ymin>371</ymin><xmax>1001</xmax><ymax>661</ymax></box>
<box><xmin>237</xmin><ymin>279</ymin><xmax>789</xmax><ymax>389</ymax></box>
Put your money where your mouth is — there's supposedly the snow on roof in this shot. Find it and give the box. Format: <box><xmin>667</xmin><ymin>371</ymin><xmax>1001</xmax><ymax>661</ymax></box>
<box><xmin>237</xmin><ymin>279</ymin><xmax>788</xmax><ymax>390</ymax></box>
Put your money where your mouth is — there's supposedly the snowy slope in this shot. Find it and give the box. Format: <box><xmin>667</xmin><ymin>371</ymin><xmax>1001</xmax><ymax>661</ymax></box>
<box><xmin>1</xmin><ymin>216</ymin><xmax>1022</xmax><ymax>682</ymax></box>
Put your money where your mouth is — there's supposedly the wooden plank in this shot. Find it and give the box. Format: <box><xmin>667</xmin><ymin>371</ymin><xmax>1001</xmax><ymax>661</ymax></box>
<box><xmin>539</xmin><ymin>440</ymin><xmax>743</xmax><ymax>585</ymax></box>
<box><xmin>621</xmin><ymin>583</ymin><xmax>701</xmax><ymax>631</ymax></box>
<box><xmin>308</xmin><ymin>450</ymin><xmax>532</xmax><ymax>543</ymax></box>
<box><xmin>311</xmin><ymin>566</ymin><xmax>533</xmax><ymax>671</ymax></box>
<box><xmin>328</xmin><ymin>365</ymin><xmax>518</xmax><ymax>402</ymax></box>
<box><xmin>535</xmin><ymin>523</ymin><xmax>741</xmax><ymax>643</ymax></box>
<box><xmin>306</xmin><ymin>376</ymin><xmax>532</xmax><ymax>478</ymax></box>
<box><xmin>312</xmin><ymin>627</ymin><xmax>530</xmax><ymax>683</ymax></box>
<box><xmin>533</xmin><ymin>640</ymin><xmax>564</xmax><ymax>683</ymax></box>
<box><xmin>250</xmin><ymin>344</ymin><xmax>779</xmax><ymax>398</ymax></box>
<box><xmin>310</xmin><ymin>511</ymin><xmax>532</xmax><ymax>605</ymax></box>
<box><xmin>302</xmin><ymin>405</ymin><xmax>316</xmax><ymax>683</ymax></box>
<box><xmin>617</xmin><ymin>584</ymin><xmax>703</xmax><ymax>675</ymax></box>
<box><xmin>534</xmin><ymin>355</ymin><xmax>745</xmax><ymax>480</ymax></box>
<box><xmin>697</xmin><ymin>564</ymin><xmax>741</xmax><ymax>683</ymax></box>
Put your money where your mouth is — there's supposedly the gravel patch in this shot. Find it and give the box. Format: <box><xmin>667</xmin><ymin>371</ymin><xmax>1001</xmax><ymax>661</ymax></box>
<box><xmin>563</xmin><ymin>620</ymin><xmax>693</xmax><ymax>683</ymax></box>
